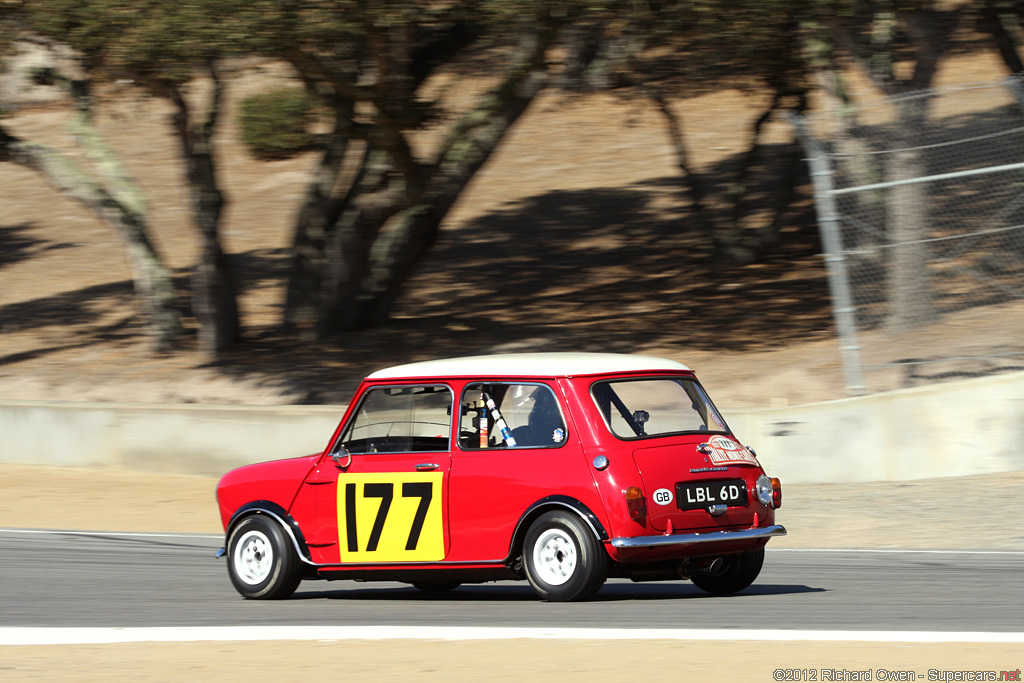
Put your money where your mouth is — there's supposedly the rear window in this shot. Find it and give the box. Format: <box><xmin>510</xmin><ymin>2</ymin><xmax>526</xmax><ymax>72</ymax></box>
<box><xmin>591</xmin><ymin>378</ymin><xmax>728</xmax><ymax>439</ymax></box>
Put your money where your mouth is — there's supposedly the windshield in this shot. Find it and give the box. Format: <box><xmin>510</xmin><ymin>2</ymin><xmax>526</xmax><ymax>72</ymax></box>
<box><xmin>591</xmin><ymin>378</ymin><xmax>729</xmax><ymax>439</ymax></box>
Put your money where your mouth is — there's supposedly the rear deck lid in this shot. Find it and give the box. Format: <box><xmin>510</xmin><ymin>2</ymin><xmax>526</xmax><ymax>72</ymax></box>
<box><xmin>632</xmin><ymin>435</ymin><xmax>762</xmax><ymax>532</ymax></box>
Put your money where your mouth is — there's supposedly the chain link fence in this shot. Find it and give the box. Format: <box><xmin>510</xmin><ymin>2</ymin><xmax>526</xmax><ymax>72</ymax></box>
<box><xmin>794</xmin><ymin>79</ymin><xmax>1024</xmax><ymax>395</ymax></box>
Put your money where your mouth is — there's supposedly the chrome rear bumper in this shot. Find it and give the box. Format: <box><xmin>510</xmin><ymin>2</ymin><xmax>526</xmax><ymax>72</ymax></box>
<box><xmin>610</xmin><ymin>524</ymin><xmax>787</xmax><ymax>549</ymax></box>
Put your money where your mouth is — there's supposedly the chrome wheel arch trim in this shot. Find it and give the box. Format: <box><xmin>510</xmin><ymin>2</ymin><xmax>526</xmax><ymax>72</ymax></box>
<box><xmin>226</xmin><ymin>502</ymin><xmax>315</xmax><ymax>566</ymax></box>
<box><xmin>506</xmin><ymin>496</ymin><xmax>609</xmax><ymax>564</ymax></box>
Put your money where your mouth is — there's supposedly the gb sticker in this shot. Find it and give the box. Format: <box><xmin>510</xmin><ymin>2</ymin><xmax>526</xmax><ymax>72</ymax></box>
<box><xmin>652</xmin><ymin>488</ymin><xmax>674</xmax><ymax>506</ymax></box>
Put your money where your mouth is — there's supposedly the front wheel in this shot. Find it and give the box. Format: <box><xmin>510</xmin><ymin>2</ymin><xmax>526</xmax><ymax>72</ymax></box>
<box><xmin>523</xmin><ymin>511</ymin><xmax>608</xmax><ymax>602</ymax></box>
<box><xmin>690</xmin><ymin>549</ymin><xmax>764</xmax><ymax>595</ymax></box>
<box><xmin>227</xmin><ymin>515</ymin><xmax>303</xmax><ymax>599</ymax></box>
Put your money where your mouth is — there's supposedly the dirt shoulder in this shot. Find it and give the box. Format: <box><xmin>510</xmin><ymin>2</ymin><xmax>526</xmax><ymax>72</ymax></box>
<box><xmin>3</xmin><ymin>640</ymin><xmax>1022</xmax><ymax>683</ymax></box>
<box><xmin>3</xmin><ymin>463</ymin><xmax>1022</xmax><ymax>550</ymax></box>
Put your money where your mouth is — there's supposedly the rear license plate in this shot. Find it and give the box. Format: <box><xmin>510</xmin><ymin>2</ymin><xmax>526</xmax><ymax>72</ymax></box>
<box><xmin>675</xmin><ymin>479</ymin><xmax>748</xmax><ymax>511</ymax></box>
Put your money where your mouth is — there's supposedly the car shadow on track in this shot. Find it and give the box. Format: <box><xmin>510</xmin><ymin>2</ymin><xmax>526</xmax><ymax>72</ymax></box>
<box><xmin>289</xmin><ymin>582</ymin><xmax>825</xmax><ymax>602</ymax></box>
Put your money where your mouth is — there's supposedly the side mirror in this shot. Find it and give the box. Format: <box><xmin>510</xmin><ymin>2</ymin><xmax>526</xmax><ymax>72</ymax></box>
<box><xmin>332</xmin><ymin>445</ymin><xmax>352</xmax><ymax>469</ymax></box>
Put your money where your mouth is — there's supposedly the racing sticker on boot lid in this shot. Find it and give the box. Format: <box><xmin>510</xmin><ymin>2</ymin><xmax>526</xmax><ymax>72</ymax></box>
<box><xmin>703</xmin><ymin>435</ymin><xmax>759</xmax><ymax>466</ymax></box>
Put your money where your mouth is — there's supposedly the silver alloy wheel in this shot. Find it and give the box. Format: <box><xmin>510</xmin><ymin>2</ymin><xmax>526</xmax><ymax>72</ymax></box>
<box><xmin>532</xmin><ymin>528</ymin><xmax>578</xmax><ymax>586</ymax></box>
<box><xmin>234</xmin><ymin>529</ymin><xmax>274</xmax><ymax>585</ymax></box>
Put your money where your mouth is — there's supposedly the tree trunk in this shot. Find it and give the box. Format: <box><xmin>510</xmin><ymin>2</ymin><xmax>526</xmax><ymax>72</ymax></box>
<box><xmin>168</xmin><ymin>69</ymin><xmax>240</xmax><ymax>355</ymax></box>
<box><xmin>280</xmin><ymin>18</ymin><xmax>487</xmax><ymax>338</ymax></box>
<box><xmin>281</xmin><ymin>100</ymin><xmax>354</xmax><ymax>335</ymax></box>
<box><xmin>981</xmin><ymin>0</ymin><xmax>1024</xmax><ymax>74</ymax></box>
<box><xmin>559</xmin><ymin>24</ymin><xmax>605</xmax><ymax>91</ymax></box>
<box><xmin>0</xmin><ymin>123</ymin><xmax>181</xmax><ymax>349</ymax></box>
<box><xmin>885</xmin><ymin>11</ymin><xmax>941</xmax><ymax>334</ymax></box>
<box><xmin>315</xmin><ymin>148</ymin><xmax>406</xmax><ymax>337</ymax></box>
<box><xmin>834</xmin><ymin>9</ymin><xmax>943</xmax><ymax>333</ymax></box>
<box><xmin>345</xmin><ymin>25</ymin><xmax>557</xmax><ymax>330</ymax></box>
<box><xmin>886</xmin><ymin>99</ymin><xmax>933</xmax><ymax>334</ymax></box>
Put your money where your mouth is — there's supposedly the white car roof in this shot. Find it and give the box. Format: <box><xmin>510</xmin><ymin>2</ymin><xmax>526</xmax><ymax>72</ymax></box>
<box><xmin>367</xmin><ymin>352</ymin><xmax>691</xmax><ymax>380</ymax></box>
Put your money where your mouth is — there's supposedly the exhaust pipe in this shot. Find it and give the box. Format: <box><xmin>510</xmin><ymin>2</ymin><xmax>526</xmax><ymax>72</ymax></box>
<box><xmin>679</xmin><ymin>557</ymin><xmax>726</xmax><ymax>579</ymax></box>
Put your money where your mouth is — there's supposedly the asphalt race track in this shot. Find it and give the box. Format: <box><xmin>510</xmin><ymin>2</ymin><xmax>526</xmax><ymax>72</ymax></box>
<box><xmin>2</xmin><ymin>529</ymin><xmax>1022</xmax><ymax>632</ymax></box>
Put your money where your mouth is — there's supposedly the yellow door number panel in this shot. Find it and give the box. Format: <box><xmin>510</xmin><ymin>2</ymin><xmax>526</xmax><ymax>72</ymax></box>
<box><xmin>336</xmin><ymin>472</ymin><xmax>444</xmax><ymax>562</ymax></box>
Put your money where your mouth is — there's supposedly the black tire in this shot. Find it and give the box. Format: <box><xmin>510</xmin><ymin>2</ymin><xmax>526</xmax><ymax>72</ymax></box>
<box><xmin>690</xmin><ymin>549</ymin><xmax>764</xmax><ymax>595</ymax></box>
<box><xmin>523</xmin><ymin>510</ymin><xmax>608</xmax><ymax>602</ymax></box>
<box><xmin>226</xmin><ymin>515</ymin><xmax>303</xmax><ymax>600</ymax></box>
<box><xmin>411</xmin><ymin>581</ymin><xmax>462</xmax><ymax>593</ymax></box>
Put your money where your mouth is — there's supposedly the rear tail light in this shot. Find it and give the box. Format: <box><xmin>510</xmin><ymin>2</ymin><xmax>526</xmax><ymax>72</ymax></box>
<box><xmin>625</xmin><ymin>486</ymin><xmax>647</xmax><ymax>524</ymax></box>
<box><xmin>771</xmin><ymin>478</ymin><xmax>782</xmax><ymax>509</ymax></box>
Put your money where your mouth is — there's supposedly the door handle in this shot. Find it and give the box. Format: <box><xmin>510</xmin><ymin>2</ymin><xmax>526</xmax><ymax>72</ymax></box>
<box><xmin>415</xmin><ymin>463</ymin><xmax>439</xmax><ymax>471</ymax></box>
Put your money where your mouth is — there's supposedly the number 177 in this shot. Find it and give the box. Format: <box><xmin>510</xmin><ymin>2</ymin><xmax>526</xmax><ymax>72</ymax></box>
<box><xmin>343</xmin><ymin>481</ymin><xmax>433</xmax><ymax>553</ymax></box>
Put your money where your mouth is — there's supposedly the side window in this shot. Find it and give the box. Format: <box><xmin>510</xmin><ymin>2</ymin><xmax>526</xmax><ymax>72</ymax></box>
<box><xmin>459</xmin><ymin>383</ymin><xmax>566</xmax><ymax>449</ymax></box>
<box><xmin>340</xmin><ymin>385</ymin><xmax>452</xmax><ymax>454</ymax></box>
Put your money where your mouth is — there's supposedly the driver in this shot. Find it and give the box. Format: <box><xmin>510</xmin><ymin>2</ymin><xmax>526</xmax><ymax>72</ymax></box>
<box><xmin>510</xmin><ymin>386</ymin><xmax>565</xmax><ymax>447</ymax></box>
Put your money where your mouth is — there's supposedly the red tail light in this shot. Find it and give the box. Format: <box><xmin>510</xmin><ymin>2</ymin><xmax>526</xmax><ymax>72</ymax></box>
<box><xmin>625</xmin><ymin>486</ymin><xmax>647</xmax><ymax>524</ymax></box>
<box><xmin>771</xmin><ymin>478</ymin><xmax>782</xmax><ymax>509</ymax></box>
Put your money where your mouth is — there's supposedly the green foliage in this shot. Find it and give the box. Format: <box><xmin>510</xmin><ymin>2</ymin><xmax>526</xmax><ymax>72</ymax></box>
<box><xmin>237</xmin><ymin>88</ymin><xmax>314</xmax><ymax>160</ymax></box>
<box><xmin>0</xmin><ymin>1</ymin><xmax>19</xmax><ymax>59</ymax></box>
<box><xmin>19</xmin><ymin>0</ymin><xmax>257</xmax><ymax>86</ymax></box>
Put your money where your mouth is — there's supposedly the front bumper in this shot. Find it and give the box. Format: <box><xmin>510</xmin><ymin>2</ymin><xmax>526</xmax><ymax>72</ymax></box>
<box><xmin>610</xmin><ymin>524</ymin><xmax>786</xmax><ymax>549</ymax></box>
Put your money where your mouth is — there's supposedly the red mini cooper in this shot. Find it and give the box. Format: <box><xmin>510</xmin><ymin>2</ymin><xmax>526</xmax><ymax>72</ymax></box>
<box><xmin>216</xmin><ymin>353</ymin><xmax>785</xmax><ymax>601</ymax></box>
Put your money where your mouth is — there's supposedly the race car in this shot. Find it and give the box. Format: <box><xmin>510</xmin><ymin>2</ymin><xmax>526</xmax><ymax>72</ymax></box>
<box><xmin>216</xmin><ymin>352</ymin><xmax>784</xmax><ymax>601</ymax></box>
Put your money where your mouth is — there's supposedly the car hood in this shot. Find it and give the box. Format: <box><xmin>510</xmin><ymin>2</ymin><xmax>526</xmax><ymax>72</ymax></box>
<box><xmin>216</xmin><ymin>453</ymin><xmax>322</xmax><ymax>529</ymax></box>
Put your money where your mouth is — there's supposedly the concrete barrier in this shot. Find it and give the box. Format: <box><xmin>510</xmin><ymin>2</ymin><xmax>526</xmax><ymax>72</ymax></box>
<box><xmin>727</xmin><ymin>369</ymin><xmax>1024</xmax><ymax>482</ymax></box>
<box><xmin>2</xmin><ymin>370</ymin><xmax>1023</xmax><ymax>482</ymax></box>
<box><xmin>0</xmin><ymin>402</ymin><xmax>343</xmax><ymax>477</ymax></box>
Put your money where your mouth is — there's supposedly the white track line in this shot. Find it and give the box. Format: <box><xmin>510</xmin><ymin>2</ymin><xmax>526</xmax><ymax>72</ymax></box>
<box><xmin>1</xmin><ymin>626</ymin><xmax>1023</xmax><ymax>646</ymax></box>
<box><xmin>0</xmin><ymin>528</ymin><xmax>222</xmax><ymax>540</ymax></box>
<box><xmin>769</xmin><ymin>548</ymin><xmax>1024</xmax><ymax>556</ymax></box>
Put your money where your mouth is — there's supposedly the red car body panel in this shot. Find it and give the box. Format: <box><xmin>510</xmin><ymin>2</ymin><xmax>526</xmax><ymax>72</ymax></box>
<box><xmin>217</xmin><ymin>355</ymin><xmax>783</xmax><ymax>581</ymax></box>
<box><xmin>216</xmin><ymin>453</ymin><xmax>320</xmax><ymax>529</ymax></box>
<box><xmin>631</xmin><ymin>439</ymin><xmax>771</xmax><ymax>532</ymax></box>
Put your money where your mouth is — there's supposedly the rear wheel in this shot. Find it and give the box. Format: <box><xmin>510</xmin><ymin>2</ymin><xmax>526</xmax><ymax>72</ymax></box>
<box><xmin>227</xmin><ymin>515</ymin><xmax>303</xmax><ymax>600</ymax></box>
<box><xmin>690</xmin><ymin>549</ymin><xmax>764</xmax><ymax>595</ymax></box>
<box><xmin>523</xmin><ymin>511</ymin><xmax>607</xmax><ymax>602</ymax></box>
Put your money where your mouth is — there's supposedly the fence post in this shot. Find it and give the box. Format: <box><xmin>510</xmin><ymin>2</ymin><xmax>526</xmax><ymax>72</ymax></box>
<box><xmin>790</xmin><ymin>113</ymin><xmax>867</xmax><ymax>396</ymax></box>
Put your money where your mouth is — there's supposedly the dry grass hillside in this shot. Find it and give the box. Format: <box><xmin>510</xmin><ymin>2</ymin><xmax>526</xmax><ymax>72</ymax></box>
<box><xmin>0</xmin><ymin>50</ymin><xmax>1014</xmax><ymax>408</ymax></box>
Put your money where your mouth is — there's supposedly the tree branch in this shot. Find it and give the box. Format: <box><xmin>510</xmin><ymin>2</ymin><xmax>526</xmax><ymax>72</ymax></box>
<box><xmin>283</xmin><ymin>47</ymin><xmax>377</xmax><ymax>103</ymax></box>
<box><xmin>982</xmin><ymin>0</ymin><xmax>1024</xmax><ymax>73</ymax></box>
<box><xmin>67</xmin><ymin>80</ymin><xmax>147</xmax><ymax>217</ymax></box>
<box><xmin>434</xmin><ymin>20</ymin><xmax>554</xmax><ymax>168</ymax></box>
<box><xmin>201</xmin><ymin>59</ymin><xmax>224</xmax><ymax>141</ymax></box>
